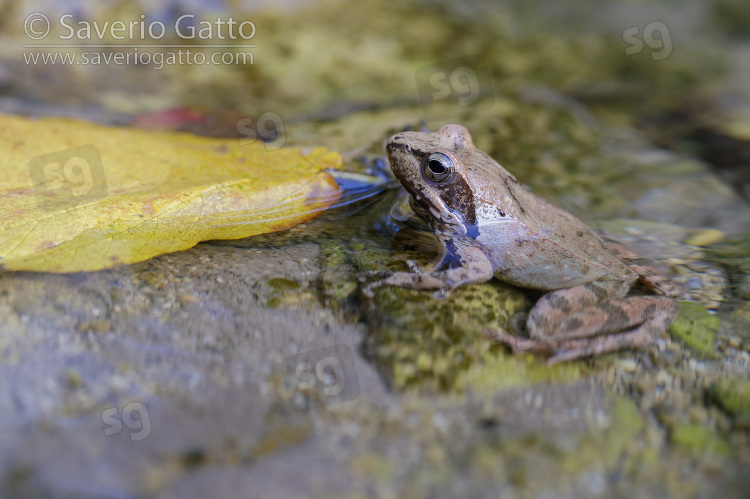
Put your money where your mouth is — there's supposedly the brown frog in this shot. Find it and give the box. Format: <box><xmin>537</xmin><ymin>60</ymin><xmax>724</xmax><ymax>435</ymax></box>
<box><xmin>365</xmin><ymin>124</ymin><xmax>685</xmax><ymax>364</ymax></box>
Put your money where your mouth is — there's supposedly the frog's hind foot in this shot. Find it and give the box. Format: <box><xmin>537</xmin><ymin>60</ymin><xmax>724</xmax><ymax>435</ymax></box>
<box><xmin>514</xmin><ymin>280</ymin><xmax>679</xmax><ymax>363</ymax></box>
<box><xmin>487</xmin><ymin>304</ymin><xmax>675</xmax><ymax>365</ymax></box>
<box><xmin>484</xmin><ymin>328</ymin><xmax>553</xmax><ymax>355</ymax></box>
<box><xmin>543</xmin><ymin>314</ymin><xmax>672</xmax><ymax>365</ymax></box>
<box><xmin>538</xmin><ymin>296</ymin><xmax>678</xmax><ymax>365</ymax></box>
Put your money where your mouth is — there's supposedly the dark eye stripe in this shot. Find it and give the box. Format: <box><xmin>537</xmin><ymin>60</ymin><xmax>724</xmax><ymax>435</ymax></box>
<box><xmin>438</xmin><ymin>174</ymin><xmax>476</xmax><ymax>225</ymax></box>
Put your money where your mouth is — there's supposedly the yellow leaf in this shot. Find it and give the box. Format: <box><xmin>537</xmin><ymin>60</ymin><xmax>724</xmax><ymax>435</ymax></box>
<box><xmin>0</xmin><ymin>113</ymin><xmax>342</xmax><ymax>272</ymax></box>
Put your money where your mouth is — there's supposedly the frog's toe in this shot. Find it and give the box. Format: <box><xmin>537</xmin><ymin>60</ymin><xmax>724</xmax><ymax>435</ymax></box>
<box><xmin>358</xmin><ymin>270</ymin><xmax>394</xmax><ymax>279</ymax></box>
<box><xmin>406</xmin><ymin>260</ymin><xmax>422</xmax><ymax>273</ymax></box>
<box><xmin>544</xmin><ymin>320</ymin><xmax>664</xmax><ymax>364</ymax></box>
<box><xmin>545</xmin><ymin>346</ymin><xmax>599</xmax><ymax>365</ymax></box>
<box><xmin>484</xmin><ymin>328</ymin><xmax>543</xmax><ymax>355</ymax></box>
<box><xmin>361</xmin><ymin>278</ymin><xmax>386</xmax><ymax>298</ymax></box>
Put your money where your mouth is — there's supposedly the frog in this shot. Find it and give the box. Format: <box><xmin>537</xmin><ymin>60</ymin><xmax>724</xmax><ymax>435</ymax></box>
<box><xmin>364</xmin><ymin>124</ymin><xmax>686</xmax><ymax>364</ymax></box>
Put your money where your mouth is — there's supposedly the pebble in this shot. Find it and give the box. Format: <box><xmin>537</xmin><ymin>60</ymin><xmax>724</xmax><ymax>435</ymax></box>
<box><xmin>671</xmin><ymin>262</ymin><xmax>727</xmax><ymax>309</ymax></box>
<box><xmin>655</xmin><ymin>370</ymin><xmax>672</xmax><ymax>386</ymax></box>
<box><xmin>727</xmin><ymin>336</ymin><xmax>742</xmax><ymax>349</ymax></box>
<box><xmin>688</xmin><ymin>406</ymin><xmax>708</xmax><ymax>425</ymax></box>
<box><xmin>683</xmin><ymin>229</ymin><xmax>726</xmax><ymax>247</ymax></box>
<box><xmin>619</xmin><ymin>358</ymin><xmax>638</xmax><ymax>373</ymax></box>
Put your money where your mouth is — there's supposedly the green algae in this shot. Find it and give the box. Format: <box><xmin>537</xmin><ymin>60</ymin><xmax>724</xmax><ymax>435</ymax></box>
<box><xmin>711</xmin><ymin>378</ymin><xmax>750</xmax><ymax>428</ymax></box>
<box><xmin>455</xmin><ymin>350</ymin><xmax>581</xmax><ymax>393</ymax></box>
<box><xmin>267</xmin><ymin>278</ymin><xmax>301</xmax><ymax>292</ymax></box>
<box><xmin>671</xmin><ymin>424</ymin><xmax>731</xmax><ymax>456</ymax></box>
<box><xmin>558</xmin><ymin>394</ymin><xmax>644</xmax><ymax>474</ymax></box>
<box><xmin>265</xmin><ymin>277</ymin><xmax>312</xmax><ymax>309</ymax></box>
<box><xmin>459</xmin><ymin>389</ymin><xmax>646</xmax><ymax>486</ymax></box>
<box><xmin>668</xmin><ymin>302</ymin><xmax>719</xmax><ymax>358</ymax></box>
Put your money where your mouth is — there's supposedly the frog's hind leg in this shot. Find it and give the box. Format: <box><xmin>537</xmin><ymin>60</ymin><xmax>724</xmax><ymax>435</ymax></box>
<box><xmin>604</xmin><ymin>241</ymin><xmax>687</xmax><ymax>299</ymax></box>
<box><xmin>494</xmin><ymin>298</ymin><xmax>676</xmax><ymax>364</ymax></box>
<box><xmin>486</xmin><ymin>280</ymin><xmax>678</xmax><ymax>364</ymax></box>
<box><xmin>543</xmin><ymin>308</ymin><xmax>675</xmax><ymax>364</ymax></box>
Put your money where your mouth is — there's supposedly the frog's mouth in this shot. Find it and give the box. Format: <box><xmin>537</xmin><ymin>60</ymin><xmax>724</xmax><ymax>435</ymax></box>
<box><xmin>401</xmin><ymin>182</ymin><xmax>472</xmax><ymax>237</ymax></box>
<box><xmin>398</xmin><ymin>173</ymin><xmax>478</xmax><ymax>238</ymax></box>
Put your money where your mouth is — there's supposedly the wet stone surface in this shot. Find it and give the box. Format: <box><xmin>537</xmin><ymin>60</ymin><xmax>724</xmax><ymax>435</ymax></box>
<box><xmin>0</xmin><ymin>200</ymin><xmax>748</xmax><ymax>498</ymax></box>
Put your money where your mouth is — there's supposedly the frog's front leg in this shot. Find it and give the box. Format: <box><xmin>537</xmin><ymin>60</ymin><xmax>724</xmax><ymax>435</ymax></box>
<box><xmin>362</xmin><ymin>236</ymin><xmax>494</xmax><ymax>297</ymax></box>
<box><xmin>487</xmin><ymin>279</ymin><xmax>678</xmax><ymax>364</ymax></box>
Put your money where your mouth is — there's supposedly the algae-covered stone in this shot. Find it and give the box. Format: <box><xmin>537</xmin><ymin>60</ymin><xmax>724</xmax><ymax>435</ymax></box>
<box><xmin>671</xmin><ymin>424</ymin><xmax>731</xmax><ymax>456</ymax></box>
<box><xmin>711</xmin><ymin>379</ymin><xmax>750</xmax><ymax>429</ymax></box>
<box><xmin>564</xmin><ymin>395</ymin><xmax>645</xmax><ymax>473</ymax></box>
<box><xmin>473</xmin><ymin>384</ymin><xmax>645</xmax><ymax>477</ymax></box>
<box><xmin>684</xmin><ymin>229</ymin><xmax>726</xmax><ymax>247</ymax></box>
<box><xmin>668</xmin><ymin>302</ymin><xmax>719</xmax><ymax>357</ymax></box>
<box><xmin>357</xmin><ymin>243</ymin><xmax>529</xmax><ymax>391</ymax></box>
<box><xmin>363</xmin><ymin>278</ymin><xmax>525</xmax><ymax>392</ymax></box>
<box><xmin>723</xmin><ymin>302</ymin><xmax>750</xmax><ymax>340</ymax></box>
<box><xmin>454</xmin><ymin>348</ymin><xmax>582</xmax><ymax>394</ymax></box>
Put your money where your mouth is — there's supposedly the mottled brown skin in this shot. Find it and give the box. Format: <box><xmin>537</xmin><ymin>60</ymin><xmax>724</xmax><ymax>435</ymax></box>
<box><xmin>365</xmin><ymin>124</ymin><xmax>684</xmax><ymax>364</ymax></box>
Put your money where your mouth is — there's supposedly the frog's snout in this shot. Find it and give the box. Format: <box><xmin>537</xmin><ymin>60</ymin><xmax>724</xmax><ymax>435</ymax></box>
<box><xmin>386</xmin><ymin>136</ymin><xmax>403</xmax><ymax>150</ymax></box>
<box><xmin>385</xmin><ymin>138</ymin><xmax>405</xmax><ymax>165</ymax></box>
<box><xmin>385</xmin><ymin>142</ymin><xmax>396</xmax><ymax>166</ymax></box>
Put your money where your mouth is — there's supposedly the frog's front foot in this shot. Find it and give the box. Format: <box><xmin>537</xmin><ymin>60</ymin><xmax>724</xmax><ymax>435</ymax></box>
<box><xmin>359</xmin><ymin>261</ymin><xmax>426</xmax><ymax>297</ymax></box>
<box><xmin>360</xmin><ymin>270</ymin><xmax>454</xmax><ymax>299</ymax></box>
<box><xmin>360</xmin><ymin>248</ymin><xmax>494</xmax><ymax>299</ymax></box>
<box><xmin>359</xmin><ymin>271</ymin><xmax>392</xmax><ymax>298</ymax></box>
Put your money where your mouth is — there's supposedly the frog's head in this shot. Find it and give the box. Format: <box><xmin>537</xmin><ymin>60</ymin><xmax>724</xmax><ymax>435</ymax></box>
<box><xmin>386</xmin><ymin>124</ymin><xmax>484</xmax><ymax>237</ymax></box>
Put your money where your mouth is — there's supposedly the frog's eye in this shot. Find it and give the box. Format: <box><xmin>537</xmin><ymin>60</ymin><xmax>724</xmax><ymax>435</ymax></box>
<box><xmin>423</xmin><ymin>152</ymin><xmax>455</xmax><ymax>183</ymax></box>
